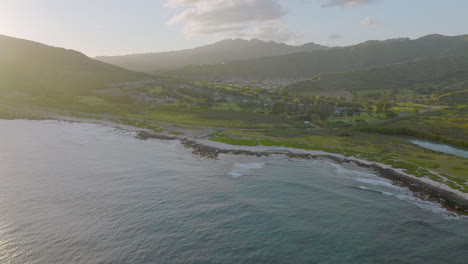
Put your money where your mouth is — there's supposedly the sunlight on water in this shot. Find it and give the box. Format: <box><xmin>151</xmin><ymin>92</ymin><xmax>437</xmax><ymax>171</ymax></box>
<box><xmin>0</xmin><ymin>120</ymin><xmax>467</xmax><ymax>264</ymax></box>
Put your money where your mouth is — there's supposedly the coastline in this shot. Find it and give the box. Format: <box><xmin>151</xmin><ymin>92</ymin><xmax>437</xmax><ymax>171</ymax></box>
<box><xmin>14</xmin><ymin>115</ymin><xmax>468</xmax><ymax>214</ymax></box>
<box><xmin>172</xmin><ymin>135</ymin><xmax>468</xmax><ymax>214</ymax></box>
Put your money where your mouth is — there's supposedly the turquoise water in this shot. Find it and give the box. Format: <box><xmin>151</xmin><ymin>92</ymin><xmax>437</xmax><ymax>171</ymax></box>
<box><xmin>410</xmin><ymin>140</ymin><xmax>468</xmax><ymax>158</ymax></box>
<box><xmin>0</xmin><ymin>120</ymin><xmax>467</xmax><ymax>264</ymax></box>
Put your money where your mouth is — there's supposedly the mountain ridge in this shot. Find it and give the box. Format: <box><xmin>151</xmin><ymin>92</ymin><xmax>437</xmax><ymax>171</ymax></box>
<box><xmin>95</xmin><ymin>38</ymin><xmax>329</xmax><ymax>72</ymax></box>
<box><xmin>165</xmin><ymin>34</ymin><xmax>468</xmax><ymax>79</ymax></box>
<box><xmin>0</xmin><ymin>34</ymin><xmax>151</xmax><ymax>95</ymax></box>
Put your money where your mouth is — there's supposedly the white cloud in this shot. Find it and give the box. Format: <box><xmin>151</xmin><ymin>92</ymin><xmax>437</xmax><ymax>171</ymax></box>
<box><xmin>165</xmin><ymin>0</ymin><xmax>298</xmax><ymax>42</ymax></box>
<box><xmin>360</xmin><ymin>17</ymin><xmax>379</xmax><ymax>27</ymax></box>
<box><xmin>321</xmin><ymin>0</ymin><xmax>377</xmax><ymax>8</ymax></box>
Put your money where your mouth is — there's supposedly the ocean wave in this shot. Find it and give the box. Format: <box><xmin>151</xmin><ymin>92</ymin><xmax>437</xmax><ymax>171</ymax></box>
<box><xmin>326</xmin><ymin>162</ymin><xmax>375</xmax><ymax>177</ymax></box>
<box><xmin>354</xmin><ymin>178</ymin><xmax>404</xmax><ymax>190</ymax></box>
<box><xmin>355</xmin><ymin>186</ymin><xmax>467</xmax><ymax>219</ymax></box>
<box><xmin>115</xmin><ymin>130</ymin><xmax>137</xmax><ymax>137</ymax></box>
<box><xmin>228</xmin><ymin>162</ymin><xmax>265</xmax><ymax>177</ymax></box>
<box><xmin>395</xmin><ymin>194</ymin><xmax>468</xmax><ymax>220</ymax></box>
<box><xmin>357</xmin><ymin>186</ymin><xmax>395</xmax><ymax>196</ymax></box>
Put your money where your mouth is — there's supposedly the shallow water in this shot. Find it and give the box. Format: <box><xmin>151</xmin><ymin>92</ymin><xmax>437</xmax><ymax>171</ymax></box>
<box><xmin>0</xmin><ymin>120</ymin><xmax>467</xmax><ymax>264</ymax></box>
<box><xmin>410</xmin><ymin>139</ymin><xmax>468</xmax><ymax>158</ymax></box>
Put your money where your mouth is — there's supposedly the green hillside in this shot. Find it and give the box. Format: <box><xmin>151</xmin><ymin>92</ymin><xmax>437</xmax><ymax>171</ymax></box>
<box><xmin>285</xmin><ymin>56</ymin><xmax>468</xmax><ymax>96</ymax></box>
<box><xmin>0</xmin><ymin>35</ymin><xmax>151</xmax><ymax>95</ymax></box>
<box><xmin>434</xmin><ymin>88</ymin><xmax>468</xmax><ymax>105</ymax></box>
<box><xmin>166</xmin><ymin>34</ymin><xmax>468</xmax><ymax>79</ymax></box>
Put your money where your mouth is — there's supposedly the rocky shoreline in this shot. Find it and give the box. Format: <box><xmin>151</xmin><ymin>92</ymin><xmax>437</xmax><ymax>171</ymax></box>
<box><xmin>16</xmin><ymin>112</ymin><xmax>467</xmax><ymax>215</ymax></box>
<box><xmin>138</xmin><ymin>131</ymin><xmax>468</xmax><ymax>215</ymax></box>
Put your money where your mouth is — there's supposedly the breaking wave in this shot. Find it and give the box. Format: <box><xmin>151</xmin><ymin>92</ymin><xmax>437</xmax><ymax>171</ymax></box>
<box><xmin>228</xmin><ymin>162</ymin><xmax>265</xmax><ymax>177</ymax></box>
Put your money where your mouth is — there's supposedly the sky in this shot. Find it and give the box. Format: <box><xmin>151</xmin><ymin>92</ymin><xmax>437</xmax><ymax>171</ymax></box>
<box><xmin>1</xmin><ymin>0</ymin><xmax>467</xmax><ymax>56</ymax></box>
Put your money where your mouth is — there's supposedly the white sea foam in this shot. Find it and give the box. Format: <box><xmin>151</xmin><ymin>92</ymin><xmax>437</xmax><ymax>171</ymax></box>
<box><xmin>358</xmin><ymin>186</ymin><xmax>395</xmax><ymax>196</ymax></box>
<box><xmin>354</xmin><ymin>177</ymin><xmax>464</xmax><ymax>219</ymax></box>
<box><xmin>326</xmin><ymin>162</ymin><xmax>375</xmax><ymax>177</ymax></box>
<box><xmin>228</xmin><ymin>163</ymin><xmax>265</xmax><ymax>177</ymax></box>
<box><xmin>396</xmin><ymin>194</ymin><xmax>468</xmax><ymax>220</ymax></box>
<box><xmin>354</xmin><ymin>178</ymin><xmax>405</xmax><ymax>190</ymax></box>
<box><xmin>356</xmin><ymin>186</ymin><xmax>467</xmax><ymax>219</ymax></box>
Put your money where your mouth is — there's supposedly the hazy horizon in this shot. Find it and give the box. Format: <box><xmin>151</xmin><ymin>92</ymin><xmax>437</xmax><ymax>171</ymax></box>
<box><xmin>2</xmin><ymin>0</ymin><xmax>468</xmax><ymax>56</ymax></box>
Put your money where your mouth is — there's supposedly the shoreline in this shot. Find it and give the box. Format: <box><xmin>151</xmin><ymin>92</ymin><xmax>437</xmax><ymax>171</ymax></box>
<box><xmin>10</xmin><ymin>116</ymin><xmax>468</xmax><ymax>214</ymax></box>
<box><xmin>162</xmin><ymin>134</ymin><xmax>468</xmax><ymax>215</ymax></box>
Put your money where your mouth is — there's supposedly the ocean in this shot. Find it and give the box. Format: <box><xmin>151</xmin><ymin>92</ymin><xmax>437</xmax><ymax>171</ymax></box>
<box><xmin>0</xmin><ymin>120</ymin><xmax>466</xmax><ymax>264</ymax></box>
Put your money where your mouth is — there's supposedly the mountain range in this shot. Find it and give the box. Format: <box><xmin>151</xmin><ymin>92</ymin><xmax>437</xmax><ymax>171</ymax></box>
<box><xmin>95</xmin><ymin>38</ymin><xmax>329</xmax><ymax>73</ymax></box>
<box><xmin>165</xmin><ymin>34</ymin><xmax>468</xmax><ymax>79</ymax></box>
<box><xmin>1</xmin><ymin>34</ymin><xmax>468</xmax><ymax>98</ymax></box>
<box><xmin>0</xmin><ymin>35</ymin><xmax>150</xmax><ymax>95</ymax></box>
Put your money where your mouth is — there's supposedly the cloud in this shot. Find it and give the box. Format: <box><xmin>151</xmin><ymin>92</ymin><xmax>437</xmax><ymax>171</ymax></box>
<box><xmin>328</xmin><ymin>33</ymin><xmax>342</xmax><ymax>39</ymax></box>
<box><xmin>360</xmin><ymin>17</ymin><xmax>379</xmax><ymax>27</ymax></box>
<box><xmin>321</xmin><ymin>0</ymin><xmax>377</xmax><ymax>8</ymax></box>
<box><xmin>165</xmin><ymin>0</ymin><xmax>298</xmax><ymax>42</ymax></box>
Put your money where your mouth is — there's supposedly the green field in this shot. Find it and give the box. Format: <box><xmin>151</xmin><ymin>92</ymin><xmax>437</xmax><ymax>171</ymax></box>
<box><xmin>3</xmin><ymin>96</ymin><xmax>299</xmax><ymax>129</ymax></box>
<box><xmin>359</xmin><ymin>106</ymin><xmax>468</xmax><ymax>148</ymax></box>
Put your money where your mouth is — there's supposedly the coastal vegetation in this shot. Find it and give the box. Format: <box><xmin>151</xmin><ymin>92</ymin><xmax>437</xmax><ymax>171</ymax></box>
<box><xmin>0</xmin><ymin>34</ymin><xmax>467</xmax><ymax>197</ymax></box>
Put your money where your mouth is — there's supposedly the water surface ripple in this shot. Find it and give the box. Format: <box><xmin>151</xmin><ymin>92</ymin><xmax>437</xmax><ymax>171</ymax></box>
<box><xmin>0</xmin><ymin>120</ymin><xmax>467</xmax><ymax>264</ymax></box>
